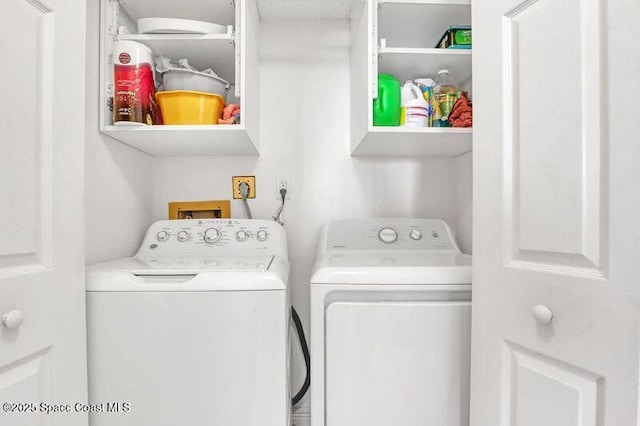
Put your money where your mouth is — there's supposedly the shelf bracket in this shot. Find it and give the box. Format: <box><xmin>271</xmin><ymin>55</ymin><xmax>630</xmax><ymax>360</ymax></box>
<box><xmin>371</xmin><ymin>0</ymin><xmax>380</xmax><ymax>99</ymax></box>
<box><xmin>106</xmin><ymin>0</ymin><xmax>119</xmax><ymax>37</ymax></box>
<box><xmin>234</xmin><ymin>0</ymin><xmax>242</xmax><ymax>98</ymax></box>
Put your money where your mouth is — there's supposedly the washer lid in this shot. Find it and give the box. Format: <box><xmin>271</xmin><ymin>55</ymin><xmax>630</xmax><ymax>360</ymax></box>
<box><xmin>88</xmin><ymin>254</ymin><xmax>275</xmax><ymax>274</ymax></box>
<box><xmin>311</xmin><ymin>252</ymin><xmax>471</xmax><ymax>285</ymax></box>
<box><xmin>87</xmin><ymin>254</ymin><xmax>289</xmax><ymax>292</ymax></box>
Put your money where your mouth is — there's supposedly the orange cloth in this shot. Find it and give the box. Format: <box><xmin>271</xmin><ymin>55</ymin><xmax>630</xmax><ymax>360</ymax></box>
<box><xmin>218</xmin><ymin>104</ymin><xmax>240</xmax><ymax>124</ymax></box>
<box><xmin>448</xmin><ymin>92</ymin><xmax>472</xmax><ymax>128</ymax></box>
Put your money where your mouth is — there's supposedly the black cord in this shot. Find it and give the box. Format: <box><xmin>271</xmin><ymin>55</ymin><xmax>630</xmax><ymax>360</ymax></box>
<box><xmin>274</xmin><ymin>191</ymin><xmax>309</xmax><ymax>405</ymax></box>
<box><xmin>291</xmin><ymin>306</ymin><xmax>310</xmax><ymax>406</ymax></box>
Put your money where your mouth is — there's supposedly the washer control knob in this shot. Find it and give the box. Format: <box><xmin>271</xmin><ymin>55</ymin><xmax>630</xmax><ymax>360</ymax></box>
<box><xmin>409</xmin><ymin>229</ymin><xmax>422</xmax><ymax>240</ymax></box>
<box><xmin>256</xmin><ymin>230</ymin><xmax>269</xmax><ymax>241</ymax></box>
<box><xmin>156</xmin><ymin>231</ymin><xmax>170</xmax><ymax>242</ymax></box>
<box><xmin>177</xmin><ymin>231</ymin><xmax>190</xmax><ymax>242</ymax></box>
<box><xmin>378</xmin><ymin>228</ymin><xmax>398</xmax><ymax>244</ymax></box>
<box><xmin>236</xmin><ymin>230</ymin><xmax>249</xmax><ymax>241</ymax></box>
<box><xmin>204</xmin><ymin>228</ymin><xmax>221</xmax><ymax>244</ymax></box>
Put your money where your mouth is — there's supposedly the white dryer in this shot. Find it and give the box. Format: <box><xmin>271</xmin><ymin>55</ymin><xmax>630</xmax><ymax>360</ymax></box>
<box><xmin>87</xmin><ymin>219</ymin><xmax>290</xmax><ymax>426</ymax></box>
<box><xmin>310</xmin><ymin>219</ymin><xmax>472</xmax><ymax>426</ymax></box>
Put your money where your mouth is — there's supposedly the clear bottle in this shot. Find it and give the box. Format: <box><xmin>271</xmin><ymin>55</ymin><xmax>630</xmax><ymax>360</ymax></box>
<box><xmin>432</xmin><ymin>69</ymin><xmax>460</xmax><ymax>127</ymax></box>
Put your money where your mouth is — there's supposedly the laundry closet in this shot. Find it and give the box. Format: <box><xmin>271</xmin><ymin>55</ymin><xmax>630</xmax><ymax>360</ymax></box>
<box><xmin>0</xmin><ymin>0</ymin><xmax>638</xmax><ymax>425</ymax></box>
<box><xmin>86</xmin><ymin>0</ymin><xmax>640</xmax><ymax>421</ymax></box>
<box><xmin>86</xmin><ymin>1</ymin><xmax>474</xmax><ymax>425</ymax></box>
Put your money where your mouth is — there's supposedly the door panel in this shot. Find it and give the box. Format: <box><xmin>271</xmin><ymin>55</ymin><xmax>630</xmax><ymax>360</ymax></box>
<box><xmin>471</xmin><ymin>0</ymin><xmax>640</xmax><ymax>423</ymax></box>
<box><xmin>0</xmin><ymin>349</ymin><xmax>52</xmax><ymax>421</ymax></box>
<box><xmin>503</xmin><ymin>0</ymin><xmax>604</xmax><ymax>272</ymax></box>
<box><xmin>503</xmin><ymin>343</ymin><xmax>601</xmax><ymax>426</ymax></box>
<box><xmin>0</xmin><ymin>0</ymin><xmax>53</xmax><ymax>271</ymax></box>
<box><xmin>0</xmin><ymin>0</ymin><xmax>87</xmax><ymax>424</ymax></box>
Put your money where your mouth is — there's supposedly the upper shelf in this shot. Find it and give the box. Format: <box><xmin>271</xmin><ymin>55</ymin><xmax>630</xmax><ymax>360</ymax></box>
<box><xmin>117</xmin><ymin>0</ymin><xmax>236</xmax><ymax>24</ymax></box>
<box><xmin>378</xmin><ymin>43</ymin><xmax>472</xmax><ymax>83</ymax></box>
<box><xmin>378</xmin><ymin>0</ymin><xmax>471</xmax><ymax>49</ymax></box>
<box><xmin>103</xmin><ymin>125</ymin><xmax>259</xmax><ymax>157</ymax></box>
<box><xmin>118</xmin><ymin>29</ymin><xmax>236</xmax><ymax>84</ymax></box>
<box><xmin>352</xmin><ymin>127</ymin><xmax>472</xmax><ymax>157</ymax></box>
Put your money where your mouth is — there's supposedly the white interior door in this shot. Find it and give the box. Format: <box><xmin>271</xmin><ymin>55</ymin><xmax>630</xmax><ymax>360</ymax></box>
<box><xmin>0</xmin><ymin>0</ymin><xmax>87</xmax><ymax>425</ymax></box>
<box><xmin>471</xmin><ymin>0</ymin><xmax>640</xmax><ymax>424</ymax></box>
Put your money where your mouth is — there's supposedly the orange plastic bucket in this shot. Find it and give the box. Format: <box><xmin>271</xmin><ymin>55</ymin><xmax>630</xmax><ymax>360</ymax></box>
<box><xmin>155</xmin><ymin>91</ymin><xmax>225</xmax><ymax>125</ymax></box>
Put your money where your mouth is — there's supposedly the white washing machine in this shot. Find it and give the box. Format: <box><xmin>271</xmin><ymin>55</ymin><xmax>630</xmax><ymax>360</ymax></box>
<box><xmin>87</xmin><ymin>219</ymin><xmax>291</xmax><ymax>426</ymax></box>
<box><xmin>310</xmin><ymin>219</ymin><xmax>472</xmax><ymax>426</ymax></box>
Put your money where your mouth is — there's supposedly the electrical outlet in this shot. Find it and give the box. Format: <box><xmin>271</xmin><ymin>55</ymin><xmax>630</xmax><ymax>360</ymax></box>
<box><xmin>276</xmin><ymin>176</ymin><xmax>290</xmax><ymax>199</ymax></box>
<box><xmin>232</xmin><ymin>176</ymin><xmax>256</xmax><ymax>199</ymax></box>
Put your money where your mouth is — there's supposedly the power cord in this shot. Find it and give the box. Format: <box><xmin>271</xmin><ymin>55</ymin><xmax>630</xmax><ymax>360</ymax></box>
<box><xmin>238</xmin><ymin>181</ymin><xmax>253</xmax><ymax>219</ymax></box>
<box><xmin>291</xmin><ymin>306</ymin><xmax>310</xmax><ymax>406</ymax></box>
<box><xmin>271</xmin><ymin>188</ymin><xmax>311</xmax><ymax>406</ymax></box>
<box><xmin>272</xmin><ymin>188</ymin><xmax>287</xmax><ymax>225</ymax></box>
<box><xmin>236</xmin><ymin>182</ymin><xmax>308</xmax><ymax>404</ymax></box>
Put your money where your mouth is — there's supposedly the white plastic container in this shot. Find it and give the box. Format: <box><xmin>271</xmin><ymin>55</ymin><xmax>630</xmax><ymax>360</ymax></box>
<box><xmin>162</xmin><ymin>69</ymin><xmax>229</xmax><ymax>97</ymax></box>
<box><xmin>400</xmin><ymin>80</ymin><xmax>429</xmax><ymax>127</ymax></box>
<box><xmin>137</xmin><ymin>18</ymin><xmax>227</xmax><ymax>34</ymax></box>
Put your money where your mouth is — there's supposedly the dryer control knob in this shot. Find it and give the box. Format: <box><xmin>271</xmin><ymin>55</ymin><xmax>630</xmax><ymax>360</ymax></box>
<box><xmin>256</xmin><ymin>230</ymin><xmax>268</xmax><ymax>241</ymax></box>
<box><xmin>409</xmin><ymin>229</ymin><xmax>422</xmax><ymax>240</ymax></box>
<box><xmin>378</xmin><ymin>228</ymin><xmax>398</xmax><ymax>244</ymax></box>
<box><xmin>236</xmin><ymin>230</ymin><xmax>249</xmax><ymax>241</ymax></box>
<box><xmin>156</xmin><ymin>231</ymin><xmax>170</xmax><ymax>242</ymax></box>
<box><xmin>177</xmin><ymin>231</ymin><xmax>190</xmax><ymax>242</ymax></box>
<box><xmin>204</xmin><ymin>228</ymin><xmax>221</xmax><ymax>244</ymax></box>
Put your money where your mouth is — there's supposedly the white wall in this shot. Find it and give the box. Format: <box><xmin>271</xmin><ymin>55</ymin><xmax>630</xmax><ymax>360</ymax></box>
<box><xmin>152</xmin><ymin>20</ymin><xmax>470</xmax><ymax>412</ymax></box>
<box><xmin>85</xmin><ymin>0</ymin><xmax>154</xmax><ymax>265</ymax></box>
<box><xmin>454</xmin><ymin>152</ymin><xmax>473</xmax><ymax>254</ymax></box>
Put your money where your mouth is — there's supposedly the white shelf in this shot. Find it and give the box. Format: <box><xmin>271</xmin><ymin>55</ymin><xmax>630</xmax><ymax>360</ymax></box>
<box><xmin>118</xmin><ymin>31</ymin><xmax>236</xmax><ymax>84</ymax></box>
<box><xmin>379</xmin><ymin>45</ymin><xmax>472</xmax><ymax>84</ymax></box>
<box><xmin>103</xmin><ymin>125</ymin><xmax>259</xmax><ymax>157</ymax></box>
<box><xmin>119</xmin><ymin>0</ymin><xmax>236</xmax><ymax>24</ymax></box>
<box><xmin>379</xmin><ymin>0</ymin><xmax>471</xmax><ymax>48</ymax></box>
<box><xmin>352</xmin><ymin>127</ymin><xmax>472</xmax><ymax>157</ymax></box>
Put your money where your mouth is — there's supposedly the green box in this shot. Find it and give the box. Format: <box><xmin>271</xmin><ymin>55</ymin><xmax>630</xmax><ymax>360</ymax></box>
<box><xmin>435</xmin><ymin>26</ymin><xmax>472</xmax><ymax>49</ymax></box>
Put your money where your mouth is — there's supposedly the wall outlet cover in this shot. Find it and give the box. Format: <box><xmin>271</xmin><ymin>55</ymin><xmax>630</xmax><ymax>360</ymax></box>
<box><xmin>276</xmin><ymin>176</ymin><xmax>291</xmax><ymax>199</ymax></box>
<box><xmin>232</xmin><ymin>176</ymin><xmax>256</xmax><ymax>199</ymax></box>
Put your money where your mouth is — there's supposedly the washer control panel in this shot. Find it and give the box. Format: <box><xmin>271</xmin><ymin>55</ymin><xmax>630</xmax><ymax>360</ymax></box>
<box><xmin>138</xmin><ymin>219</ymin><xmax>285</xmax><ymax>256</ymax></box>
<box><xmin>325</xmin><ymin>219</ymin><xmax>457</xmax><ymax>251</ymax></box>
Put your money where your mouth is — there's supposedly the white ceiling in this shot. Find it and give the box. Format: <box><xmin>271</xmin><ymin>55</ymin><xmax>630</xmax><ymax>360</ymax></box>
<box><xmin>256</xmin><ymin>0</ymin><xmax>354</xmax><ymax>20</ymax></box>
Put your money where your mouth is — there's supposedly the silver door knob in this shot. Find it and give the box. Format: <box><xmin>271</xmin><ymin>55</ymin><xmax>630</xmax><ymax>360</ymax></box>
<box><xmin>533</xmin><ymin>305</ymin><xmax>553</xmax><ymax>325</ymax></box>
<box><xmin>2</xmin><ymin>310</ymin><xmax>24</xmax><ymax>329</ymax></box>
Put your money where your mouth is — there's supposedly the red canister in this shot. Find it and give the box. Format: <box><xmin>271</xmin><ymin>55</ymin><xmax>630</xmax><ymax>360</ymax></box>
<box><xmin>113</xmin><ymin>40</ymin><xmax>162</xmax><ymax>125</ymax></box>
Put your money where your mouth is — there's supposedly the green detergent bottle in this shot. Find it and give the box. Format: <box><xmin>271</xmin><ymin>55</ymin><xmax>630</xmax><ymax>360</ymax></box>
<box><xmin>373</xmin><ymin>74</ymin><xmax>400</xmax><ymax>126</ymax></box>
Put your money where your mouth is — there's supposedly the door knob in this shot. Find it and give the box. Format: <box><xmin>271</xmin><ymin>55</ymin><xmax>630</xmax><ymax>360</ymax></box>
<box><xmin>2</xmin><ymin>310</ymin><xmax>24</xmax><ymax>329</ymax></box>
<box><xmin>533</xmin><ymin>305</ymin><xmax>553</xmax><ymax>325</ymax></box>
